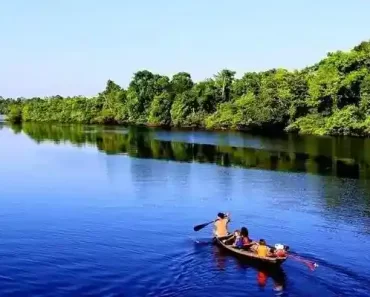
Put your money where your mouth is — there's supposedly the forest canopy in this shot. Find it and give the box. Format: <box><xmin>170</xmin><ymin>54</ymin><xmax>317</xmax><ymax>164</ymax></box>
<box><xmin>1</xmin><ymin>40</ymin><xmax>370</xmax><ymax>137</ymax></box>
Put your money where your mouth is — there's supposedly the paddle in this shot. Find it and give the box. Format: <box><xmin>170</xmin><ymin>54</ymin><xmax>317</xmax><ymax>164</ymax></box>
<box><xmin>193</xmin><ymin>220</ymin><xmax>216</xmax><ymax>231</ymax></box>
<box><xmin>193</xmin><ymin>212</ymin><xmax>229</xmax><ymax>232</ymax></box>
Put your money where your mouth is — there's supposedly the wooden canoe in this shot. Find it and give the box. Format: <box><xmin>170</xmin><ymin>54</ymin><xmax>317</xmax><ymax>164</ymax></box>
<box><xmin>213</xmin><ymin>234</ymin><xmax>288</xmax><ymax>266</ymax></box>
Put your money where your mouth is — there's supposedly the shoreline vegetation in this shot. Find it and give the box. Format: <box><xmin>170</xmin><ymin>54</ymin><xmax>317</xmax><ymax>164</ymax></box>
<box><xmin>1</xmin><ymin>40</ymin><xmax>370</xmax><ymax>137</ymax></box>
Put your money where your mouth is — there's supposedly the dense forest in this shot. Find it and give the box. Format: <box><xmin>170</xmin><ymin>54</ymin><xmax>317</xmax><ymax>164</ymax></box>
<box><xmin>1</xmin><ymin>40</ymin><xmax>370</xmax><ymax>136</ymax></box>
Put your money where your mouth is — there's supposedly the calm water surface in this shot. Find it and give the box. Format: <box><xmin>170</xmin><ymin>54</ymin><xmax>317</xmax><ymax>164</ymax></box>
<box><xmin>0</xmin><ymin>123</ymin><xmax>370</xmax><ymax>297</ymax></box>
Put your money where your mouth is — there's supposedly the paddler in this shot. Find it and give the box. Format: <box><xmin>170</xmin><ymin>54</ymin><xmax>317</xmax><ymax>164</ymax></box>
<box><xmin>213</xmin><ymin>212</ymin><xmax>230</xmax><ymax>237</ymax></box>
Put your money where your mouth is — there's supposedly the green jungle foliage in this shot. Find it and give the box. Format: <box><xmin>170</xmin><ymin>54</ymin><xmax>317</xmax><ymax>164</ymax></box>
<box><xmin>2</xmin><ymin>40</ymin><xmax>370</xmax><ymax>136</ymax></box>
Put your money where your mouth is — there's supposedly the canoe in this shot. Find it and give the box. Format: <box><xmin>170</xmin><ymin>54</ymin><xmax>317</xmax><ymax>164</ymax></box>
<box><xmin>213</xmin><ymin>234</ymin><xmax>288</xmax><ymax>266</ymax></box>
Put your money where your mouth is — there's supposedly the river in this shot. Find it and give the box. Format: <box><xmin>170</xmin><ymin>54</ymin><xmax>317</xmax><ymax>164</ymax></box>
<box><xmin>0</xmin><ymin>123</ymin><xmax>369</xmax><ymax>297</ymax></box>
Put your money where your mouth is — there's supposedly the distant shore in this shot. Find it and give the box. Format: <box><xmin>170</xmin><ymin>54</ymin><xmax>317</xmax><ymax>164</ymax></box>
<box><xmin>1</xmin><ymin>40</ymin><xmax>370</xmax><ymax>137</ymax></box>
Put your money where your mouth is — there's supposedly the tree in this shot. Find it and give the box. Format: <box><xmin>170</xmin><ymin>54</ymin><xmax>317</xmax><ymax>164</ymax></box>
<box><xmin>126</xmin><ymin>70</ymin><xmax>156</xmax><ymax>123</ymax></box>
<box><xmin>7</xmin><ymin>104</ymin><xmax>23</xmax><ymax>123</ymax></box>
<box><xmin>232</xmin><ymin>72</ymin><xmax>261</xmax><ymax>98</ymax></box>
<box><xmin>307</xmin><ymin>63</ymin><xmax>340</xmax><ymax>115</ymax></box>
<box><xmin>3</xmin><ymin>39</ymin><xmax>370</xmax><ymax>137</ymax></box>
<box><xmin>192</xmin><ymin>79</ymin><xmax>217</xmax><ymax>114</ymax></box>
<box><xmin>96</xmin><ymin>80</ymin><xmax>127</xmax><ymax>123</ymax></box>
<box><xmin>126</xmin><ymin>71</ymin><xmax>170</xmax><ymax>123</ymax></box>
<box><xmin>360</xmin><ymin>74</ymin><xmax>370</xmax><ymax>115</ymax></box>
<box><xmin>171</xmin><ymin>72</ymin><xmax>193</xmax><ymax>94</ymax></box>
<box><xmin>148</xmin><ymin>92</ymin><xmax>173</xmax><ymax>126</ymax></box>
<box><xmin>170</xmin><ymin>91</ymin><xmax>199</xmax><ymax>126</ymax></box>
<box><xmin>214</xmin><ymin>69</ymin><xmax>236</xmax><ymax>103</ymax></box>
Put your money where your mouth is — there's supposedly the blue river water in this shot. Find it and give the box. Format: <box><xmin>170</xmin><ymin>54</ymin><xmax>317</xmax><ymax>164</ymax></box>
<box><xmin>0</xmin><ymin>123</ymin><xmax>369</xmax><ymax>297</ymax></box>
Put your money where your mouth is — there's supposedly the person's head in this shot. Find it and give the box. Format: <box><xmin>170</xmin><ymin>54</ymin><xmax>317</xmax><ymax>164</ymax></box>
<box><xmin>234</xmin><ymin>229</ymin><xmax>240</xmax><ymax>236</ymax></box>
<box><xmin>217</xmin><ymin>212</ymin><xmax>225</xmax><ymax>219</ymax></box>
<box><xmin>240</xmin><ymin>227</ymin><xmax>249</xmax><ymax>237</ymax></box>
<box><xmin>259</xmin><ymin>239</ymin><xmax>266</xmax><ymax>246</ymax></box>
<box><xmin>274</xmin><ymin>244</ymin><xmax>286</xmax><ymax>257</ymax></box>
<box><xmin>275</xmin><ymin>244</ymin><xmax>284</xmax><ymax>251</ymax></box>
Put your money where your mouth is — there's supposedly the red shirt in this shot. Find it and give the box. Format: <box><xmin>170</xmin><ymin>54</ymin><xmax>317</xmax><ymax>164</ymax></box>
<box><xmin>243</xmin><ymin>237</ymin><xmax>251</xmax><ymax>245</ymax></box>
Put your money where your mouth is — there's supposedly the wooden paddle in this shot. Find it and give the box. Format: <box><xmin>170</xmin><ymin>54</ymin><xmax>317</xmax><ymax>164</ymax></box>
<box><xmin>193</xmin><ymin>213</ymin><xmax>229</xmax><ymax>232</ymax></box>
<box><xmin>193</xmin><ymin>220</ymin><xmax>217</xmax><ymax>231</ymax></box>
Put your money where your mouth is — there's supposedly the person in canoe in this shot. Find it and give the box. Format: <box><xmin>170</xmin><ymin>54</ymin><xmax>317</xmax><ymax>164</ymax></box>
<box><xmin>256</xmin><ymin>239</ymin><xmax>273</xmax><ymax>257</ymax></box>
<box><xmin>270</xmin><ymin>244</ymin><xmax>287</xmax><ymax>258</ymax></box>
<box><xmin>222</xmin><ymin>229</ymin><xmax>243</xmax><ymax>246</ymax></box>
<box><xmin>240</xmin><ymin>227</ymin><xmax>258</xmax><ymax>250</ymax></box>
<box><xmin>232</xmin><ymin>229</ymin><xmax>243</xmax><ymax>247</ymax></box>
<box><xmin>213</xmin><ymin>212</ymin><xmax>230</xmax><ymax>237</ymax></box>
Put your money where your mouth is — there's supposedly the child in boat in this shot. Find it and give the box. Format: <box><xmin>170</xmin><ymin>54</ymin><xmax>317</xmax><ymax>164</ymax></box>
<box><xmin>256</xmin><ymin>239</ymin><xmax>273</xmax><ymax>257</ymax></box>
<box><xmin>223</xmin><ymin>229</ymin><xmax>242</xmax><ymax>246</ymax></box>
<box><xmin>240</xmin><ymin>227</ymin><xmax>258</xmax><ymax>250</ymax></box>
<box><xmin>240</xmin><ymin>227</ymin><xmax>251</xmax><ymax>245</ymax></box>
<box><xmin>232</xmin><ymin>230</ymin><xmax>243</xmax><ymax>248</ymax></box>
<box><xmin>273</xmin><ymin>244</ymin><xmax>287</xmax><ymax>258</ymax></box>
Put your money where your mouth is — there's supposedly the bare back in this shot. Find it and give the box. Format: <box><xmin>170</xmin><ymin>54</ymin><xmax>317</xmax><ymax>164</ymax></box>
<box><xmin>214</xmin><ymin>218</ymin><xmax>229</xmax><ymax>237</ymax></box>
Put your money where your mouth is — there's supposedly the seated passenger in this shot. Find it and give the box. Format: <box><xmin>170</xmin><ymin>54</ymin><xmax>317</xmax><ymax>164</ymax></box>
<box><xmin>256</xmin><ymin>239</ymin><xmax>272</xmax><ymax>257</ymax></box>
<box><xmin>240</xmin><ymin>227</ymin><xmax>251</xmax><ymax>244</ymax></box>
<box><xmin>240</xmin><ymin>227</ymin><xmax>258</xmax><ymax>250</ymax></box>
<box><xmin>223</xmin><ymin>229</ymin><xmax>242</xmax><ymax>246</ymax></box>
<box><xmin>273</xmin><ymin>244</ymin><xmax>287</xmax><ymax>258</ymax></box>
<box><xmin>232</xmin><ymin>230</ymin><xmax>243</xmax><ymax>248</ymax></box>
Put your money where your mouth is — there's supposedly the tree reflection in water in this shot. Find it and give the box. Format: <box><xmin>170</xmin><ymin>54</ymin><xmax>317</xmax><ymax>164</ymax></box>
<box><xmin>10</xmin><ymin>122</ymin><xmax>370</xmax><ymax>180</ymax></box>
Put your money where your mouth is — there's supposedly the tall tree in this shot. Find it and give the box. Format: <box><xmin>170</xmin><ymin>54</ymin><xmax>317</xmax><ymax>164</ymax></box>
<box><xmin>171</xmin><ymin>72</ymin><xmax>193</xmax><ymax>94</ymax></box>
<box><xmin>214</xmin><ymin>69</ymin><xmax>236</xmax><ymax>103</ymax></box>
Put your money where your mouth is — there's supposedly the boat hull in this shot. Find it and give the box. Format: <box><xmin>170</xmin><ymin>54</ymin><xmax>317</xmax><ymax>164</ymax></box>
<box><xmin>213</xmin><ymin>234</ymin><xmax>287</xmax><ymax>266</ymax></box>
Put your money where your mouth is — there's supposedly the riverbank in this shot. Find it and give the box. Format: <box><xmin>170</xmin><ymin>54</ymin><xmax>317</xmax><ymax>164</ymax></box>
<box><xmin>1</xmin><ymin>40</ymin><xmax>370</xmax><ymax>137</ymax></box>
<box><xmin>3</xmin><ymin>116</ymin><xmax>370</xmax><ymax>139</ymax></box>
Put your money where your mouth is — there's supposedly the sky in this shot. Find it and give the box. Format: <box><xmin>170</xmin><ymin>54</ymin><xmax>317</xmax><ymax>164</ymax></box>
<box><xmin>1</xmin><ymin>0</ymin><xmax>370</xmax><ymax>98</ymax></box>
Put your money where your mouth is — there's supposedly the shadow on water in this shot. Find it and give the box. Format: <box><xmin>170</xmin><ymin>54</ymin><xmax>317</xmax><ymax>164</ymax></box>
<box><xmin>6</xmin><ymin>122</ymin><xmax>370</xmax><ymax>181</ymax></box>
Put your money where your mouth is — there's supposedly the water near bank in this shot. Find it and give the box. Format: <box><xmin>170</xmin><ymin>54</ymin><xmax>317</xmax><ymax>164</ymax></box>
<box><xmin>0</xmin><ymin>123</ymin><xmax>369</xmax><ymax>297</ymax></box>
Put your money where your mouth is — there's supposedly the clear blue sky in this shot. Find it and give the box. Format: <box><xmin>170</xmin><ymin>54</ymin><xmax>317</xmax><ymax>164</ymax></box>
<box><xmin>1</xmin><ymin>0</ymin><xmax>369</xmax><ymax>98</ymax></box>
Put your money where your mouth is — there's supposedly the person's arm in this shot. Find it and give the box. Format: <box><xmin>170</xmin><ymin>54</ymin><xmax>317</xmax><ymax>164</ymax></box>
<box><xmin>213</xmin><ymin>222</ymin><xmax>217</xmax><ymax>235</ymax></box>
<box><xmin>225</xmin><ymin>212</ymin><xmax>231</xmax><ymax>222</ymax></box>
